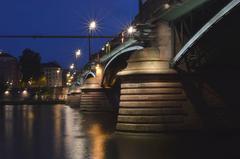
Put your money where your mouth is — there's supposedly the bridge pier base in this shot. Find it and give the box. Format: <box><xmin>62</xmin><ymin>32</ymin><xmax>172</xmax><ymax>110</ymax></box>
<box><xmin>66</xmin><ymin>92</ymin><xmax>81</xmax><ymax>108</ymax></box>
<box><xmin>116</xmin><ymin>48</ymin><xmax>201</xmax><ymax>134</ymax></box>
<box><xmin>79</xmin><ymin>77</ymin><xmax>112</xmax><ymax>112</ymax></box>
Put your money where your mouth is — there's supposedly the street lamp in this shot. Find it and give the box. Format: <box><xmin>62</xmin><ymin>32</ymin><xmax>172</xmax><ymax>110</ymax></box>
<box><xmin>164</xmin><ymin>3</ymin><xmax>170</xmax><ymax>9</ymax></box>
<box><xmin>75</xmin><ymin>49</ymin><xmax>81</xmax><ymax>59</ymax></box>
<box><xmin>4</xmin><ymin>90</ymin><xmax>10</xmax><ymax>96</ymax></box>
<box><xmin>56</xmin><ymin>69</ymin><xmax>61</xmax><ymax>87</ymax></box>
<box><xmin>89</xmin><ymin>21</ymin><xmax>97</xmax><ymax>31</ymax></box>
<box><xmin>70</xmin><ymin>64</ymin><xmax>75</xmax><ymax>70</ymax></box>
<box><xmin>88</xmin><ymin>21</ymin><xmax>97</xmax><ymax>61</ymax></box>
<box><xmin>22</xmin><ymin>90</ymin><xmax>28</xmax><ymax>97</ymax></box>
<box><xmin>127</xmin><ymin>26</ymin><xmax>136</xmax><ymax>36</ymax></box>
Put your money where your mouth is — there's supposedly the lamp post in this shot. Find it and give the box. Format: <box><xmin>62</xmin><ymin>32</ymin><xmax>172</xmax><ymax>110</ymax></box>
<box><xmin>56</xmin><ymin>69</ymin><xmax>61</xmax><ymax>87</ymax></box>
<box><xmin>127</xmin><ymin>26</ymin><xmax>136</xmax><ymax>37</ymax></box>
<box><xmin>75</xmin><ymin>49</ymin><xmax>81</xmax><ymax>59</ymax></box>
<box><xmin>70</xmin><ymin>63</ymin><xmax>75</xmax><ymax>70</ymax></box>
<box><xmin>74</xmin><ymin>49</ymin><xmax>81</xmax><ymax>80</ymax></box>
<box><xmin>75</xmin><ymin>49</ymin><xmax>81</xmax><ymax>69</ymax></box>
<box><xmin>88</xmin><ymin>21</ymin><xmax>97</xmax><ymax>61</ymax></box>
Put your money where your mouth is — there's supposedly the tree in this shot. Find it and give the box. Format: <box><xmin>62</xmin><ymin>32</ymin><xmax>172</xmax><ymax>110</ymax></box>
<box><xmin>19</xmin><ymin>49</ymin><xmax>42</xmax><ymax>83</ymax></box>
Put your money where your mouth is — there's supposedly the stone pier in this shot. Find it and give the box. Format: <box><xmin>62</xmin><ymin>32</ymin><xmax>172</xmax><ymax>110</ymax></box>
<box><xmin>115</xmin><ymin>22</ymin><xmax>201</xmax><ymax>133</ymax></box>
<box><xmin>116</xmin><ymin>47</ymin><xmax>201</xmax><ymax>133</ymax></box>
<box><xmin>66</xmin><ymin>87</ymin><xmax>81</xmax><ymax>108</ymax></box>
<box><xmin>80</xmin><ymin>75</ymin><xmax>112</xmax><ymax>112</ymax></box>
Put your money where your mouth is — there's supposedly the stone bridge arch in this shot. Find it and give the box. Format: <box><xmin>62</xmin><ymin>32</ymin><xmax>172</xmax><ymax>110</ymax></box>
<box><xmin>83</xmin><ymin>71</ymin><xmax>96</xmax><ymax>81</ymax></box>
<box><xmin>101</xmin><ymin>46</ymin><xmax>144</xmax><ymax>87</ymax></box>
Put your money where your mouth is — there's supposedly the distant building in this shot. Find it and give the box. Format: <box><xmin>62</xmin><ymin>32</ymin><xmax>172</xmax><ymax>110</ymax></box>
<box><xmin>0</xmin><ymin>52</ymin><xmax>21</xmax><ymax>86</ymax></box>
<box><xmin>42</xmin><ymin>62</ymin><xmax>62</xmax><ymax>87</ymax></box>
<box><xmin>62</xmin><ymin>69</ymin><xmax>70</xmax><ymax>87</ymax></box>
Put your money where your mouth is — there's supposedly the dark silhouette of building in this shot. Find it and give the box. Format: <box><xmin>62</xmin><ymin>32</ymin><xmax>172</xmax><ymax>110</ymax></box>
<box><xmin>0</xmin><ymin>51</ymin><xmax>21</xmax><ymax>86</ymax></box>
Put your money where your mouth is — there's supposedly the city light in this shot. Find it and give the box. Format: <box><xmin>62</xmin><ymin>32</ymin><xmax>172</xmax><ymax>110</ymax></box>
<box><xmin>4</xmin><ymin>90</ymin><xmax>10</xmax><ymax>95</ymax></box>
<box><xmin>89</xmin><ymin>21</ymin><xmax>97</xmax><ymax>31</ymax></box>
<box><xmin>95</xmin><ymin>64</ymin><xmax>102</xmax><ymax>78</ymax></box>
<box><xmin>75</xmin><ymin>49</ymin><xmax>81</xmax><ymax>59</ymax></box>
<box><xmin>164</xmin><ymin>3</ymin><xmax>170</xmax><ymax>9</ymax></box>
<box><xmin>57</xmin><ymin>69</ymin><xmax>60</xmax><ymax>74</ymax></box>
<box><xmin>70</xmin><ymin>64</ymin><xmax>75</xmax><ymax>70</ymax></box>
<box><xmin>127</xmin><ymin>26</ymin><xmax>136</xmax><ymax>35</ymax></box>
<box><xmin>22</xmin><ymin>90</ymin><xmax>28</xmax><ymax>96</ymax></box>
<box><xmin>28</xmin><ymin>80</ymin><xmax>32</xmax><ymax>85</ymax></box>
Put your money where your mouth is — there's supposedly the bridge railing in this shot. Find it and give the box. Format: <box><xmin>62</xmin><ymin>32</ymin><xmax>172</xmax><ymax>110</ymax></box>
<box><xmin>171</xmin><ymin>0</ymin><xmax>240</xmax><ymax>68</ymax></box>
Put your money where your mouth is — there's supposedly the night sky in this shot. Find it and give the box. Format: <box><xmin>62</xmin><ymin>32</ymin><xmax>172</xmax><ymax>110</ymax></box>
<box><xmin>0</xmin><ymin>0</ymin><xmax>138</xmax><ymax>68</ymax></box>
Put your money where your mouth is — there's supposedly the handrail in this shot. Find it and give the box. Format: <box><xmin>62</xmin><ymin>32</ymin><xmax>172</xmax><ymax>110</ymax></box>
<box><xmin>171</xmin><ymin>0</ymin><xmax>240</xmax><ymax>67</ymax></box>
<box><xmin>100</xmin><ymin>39</ymin><xmax>138</xmax><ymax>63</ymax></box>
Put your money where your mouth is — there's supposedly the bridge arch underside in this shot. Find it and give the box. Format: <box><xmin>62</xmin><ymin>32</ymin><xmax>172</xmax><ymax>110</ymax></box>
<box><xmin>83</xmin><ymin>71</ymin><xmax>96</xmax><ymax>81</ymax></box>
<box><xmin>101</xmin><ymin>51</ymin><xmax>137</xmax><ymax>108</ymax></box>
<box><xmin>175</xmin><ymin>5</ymin><xmax>240</xmax><ymax>129</ymax></box>
<box><xmin>102</xmin><ymin>51</ymin><xmax>136</xmax><ymax>88</ymax></box>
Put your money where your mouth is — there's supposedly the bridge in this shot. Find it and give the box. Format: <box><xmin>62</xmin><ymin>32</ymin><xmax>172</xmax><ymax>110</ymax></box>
<box><xmin>68</xmin><ymin>0</ymin><xmax>240</xmax><ymax>134</ymax></box>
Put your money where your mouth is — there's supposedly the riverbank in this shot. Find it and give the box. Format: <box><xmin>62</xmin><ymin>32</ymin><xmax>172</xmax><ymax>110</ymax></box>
<box><xmin>0</xmin><ymin>100</ymin><xmax>66</xmax><ymax>105</ymax></box>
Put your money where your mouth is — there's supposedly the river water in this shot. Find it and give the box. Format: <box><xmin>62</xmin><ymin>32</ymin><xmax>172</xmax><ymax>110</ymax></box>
<box><xmin>0</xmin><ymin>104</ymin><xmax>239</xmax><ymax>159</ymax></box>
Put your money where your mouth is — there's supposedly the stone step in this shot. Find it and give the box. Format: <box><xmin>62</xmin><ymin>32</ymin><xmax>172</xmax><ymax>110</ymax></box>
<box><xmin>118</xmin><ymin>108</ymin><xmax>185</xmax><ymax>115</ymax></box>
<box><xmin>117</xmin><ymin>115</ymin><xmax>185</xmax><ymax>124</ymax></box>
<box><xmin>119</xmin><ymin>101</ymin><xmax>183</xmax><ymax>108</ymax></box>
<box><xmin>81</xmin><ymin>88</ymin><xmax>104</xmax><ymax>92</ymax></box>
<box><xmin>121</xmin><ymin>88</ymin><xmax>183</xmax><ymax>95</ymax></box>
<box><xmin>81</xmin><ymin>92</ymin><xmax>106</xmax><ymax>95</ymax></box>
<box><xmin>80</xmin><ymin>100</ymin><xmax>107</xmax><ymax>104</ymax></box>
<box><xmin>116</xmin><ymin>123</ymin><xmax>185</xmax><ymax>132</ymax></box>
<box><xmin>80</xmin><ymin>104</ymin><xmax>109</xmax><ymax>108</ymax></box>
<box><xmin>121</xmin><ymin>82</ymin><xmax>182</xmax><ymax>89</ymax></box>
<box><xmin>80</xmin><ymin>96</ymin><xmax>107</xmax><ymax>100</ymax></box>
<box><xmin>80</xmin><ymin>97</ymin><xmax>106</xmax><ymax>100</ymax></box>
<box><xmin>120</xmin><ymin>94</ymin><xmax>186</xmax><ymax>101</ymax></box>
<box><xmin>80</xmin><ymin>106</ymin><xmax>112</xmax><ymax>112</ymax></box>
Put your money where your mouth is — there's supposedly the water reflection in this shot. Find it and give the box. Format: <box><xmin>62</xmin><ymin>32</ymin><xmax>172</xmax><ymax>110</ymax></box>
<box><xmin>0</xmin><ymin>105</ymin><xmax>117</xmax><ymax>159</ymax></box>
<box><xmin>63</xmin><ymin>106</ymin><xmax>88</xmax><ymax>159</ymax></box>
<box><xmin>89</xmin><ymin>124</ymin><xmax>109</xmax><ymax>159</ymax></box>
<box><xmin>0</xmin><ymin>105</ymin><xmax>239</xmax><ymax>159</ymax></box>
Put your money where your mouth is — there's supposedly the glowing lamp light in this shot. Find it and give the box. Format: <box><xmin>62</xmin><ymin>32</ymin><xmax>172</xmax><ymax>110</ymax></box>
<box><xmin>89</xmin><ymin>21</ymin><xmax>97</xmax><ymax>31</ymax></box>
<box><xmin>70</xmin><ymin>64</ymin><xmax>75</xmax><ymax>70</ymax></box>
<box><xmin>164</xmin><ymin>3</ymin><xmax>170</xmax><ymax>9</ymax></box>
<box><xmin>95</xmin><ymin>64</ymin><xmax>102</xmax><ymax>77</ymax></box>
<box><xmin>57</xmin><ymin>69</ymin><xmax>60</xmax><ymax>74</ymax></box>
<box><xmin>4</xmin><ymin>90</ymin><xmax>10</xmax><ymax>95</ymax></box>
<box><xmin>22</xmin><ymin>90</ymin><xmax>28</xmax><ymax>96</ymax></box>
<box><xmin>75</xmin><ymin>49</ymin><xmax>81</xmax><ymax>58</ymax></box>
<box><xmin>127</xmin><ymin>26</ymin><xmax>136</xmax><ymax>35</ymax></box>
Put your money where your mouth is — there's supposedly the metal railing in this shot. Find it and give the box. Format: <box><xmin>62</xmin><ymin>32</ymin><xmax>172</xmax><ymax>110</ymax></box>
<box><xmin>171</xmin><ymin>0</ymin><xmax>240</xmax><ymax>67</ymax></box>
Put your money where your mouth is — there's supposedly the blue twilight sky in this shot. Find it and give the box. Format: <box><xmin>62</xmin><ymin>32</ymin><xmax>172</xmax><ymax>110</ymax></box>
<box><xmin>0</xmin><ymin>0</ymin><xmax>138</xmax><ymax>68</ymax></box>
